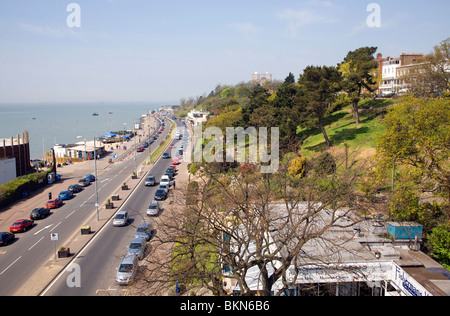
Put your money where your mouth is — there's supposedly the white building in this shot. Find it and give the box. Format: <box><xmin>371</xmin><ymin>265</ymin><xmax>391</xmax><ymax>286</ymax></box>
<box><xmin>222</xmin><ymin>203</ymin><xmax>450</xmax><ymax>296</ymax></box>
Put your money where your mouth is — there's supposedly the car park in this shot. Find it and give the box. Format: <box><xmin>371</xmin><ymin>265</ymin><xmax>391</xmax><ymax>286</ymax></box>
<box><xmin>10</xmin><ymin>219</ymin><xmax>34</xmax><ymax>233</ymax></box>
<box><xmin>126</xmin><ymin>238</ymin><xmax>147</xmax><ymax>260</ymax></box>
<box><xmin>145</xmin><ymin>175</ymin><xmax>156</xmax><ymax>186</ymax></box>
<box><xmin>113</xmin><ymin>211</ymin><xmax>129</xmax><ymax>227</ymax></box>
<box><xmin>0</xmin><ymin>232</ymin><xmax>15</xmax><ymax>246</ymax></box>
<box><xmin>30</xmin><ymin>208</ymin><xmax>50</xmax><ymax>220</ymax></box>
<box><xmin>135</xmin><ymin>222</ymin><xmax>154</xmax><ymax>241</ymax></box>
<box><xmin>46</xmin><ymin>198</ymin><xmax>63</xmax><ymax>209</ymax></box>
<box><xmin>146</xmin><ymin>201</ymin><xmax>161</xmax><ymax>216</ymax></box>
<box><xmin>68</xmin><ymin>184</ymin><xmax>83</xmax><ymax>193</ymax></box>
<box><xmin>154</xmin><ymin>189</ymin><xmax>167</xmax><ymax>201</ymax></box>
<box><xmin>58</xmin><ymin>190</ymin><xmax>74</xmax><ymax>200</ymax></box>
<box><xmin>115</xmin><ymin>255</ymin><xmax>138</xmax><ymax>285</ymax></box>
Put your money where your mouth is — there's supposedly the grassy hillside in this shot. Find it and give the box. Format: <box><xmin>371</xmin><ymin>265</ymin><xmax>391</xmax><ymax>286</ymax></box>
<box><xmin>298</xmin><ymin>99</ymin><xmax>395</xmax><ymax>158</ymax></box>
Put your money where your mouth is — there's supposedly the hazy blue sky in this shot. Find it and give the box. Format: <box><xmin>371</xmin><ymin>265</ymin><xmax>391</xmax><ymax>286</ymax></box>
<box><xmin>0</xmin><ymin>0</ymin><xmax>448</xmax><ymax>103</ymax></box>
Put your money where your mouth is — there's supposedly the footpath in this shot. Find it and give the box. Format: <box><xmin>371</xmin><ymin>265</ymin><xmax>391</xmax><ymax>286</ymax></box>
<box><xmin>0</xmin><ymin>114</ymin><xmax>164</xmax><ymax>296</ymax></box>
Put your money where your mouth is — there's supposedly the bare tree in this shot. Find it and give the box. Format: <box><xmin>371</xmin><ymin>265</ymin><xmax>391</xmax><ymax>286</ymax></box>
<box><xmin>140</xmin><ymin>151</ymin><xmax>377</xmax><ymax>296</ymax></box>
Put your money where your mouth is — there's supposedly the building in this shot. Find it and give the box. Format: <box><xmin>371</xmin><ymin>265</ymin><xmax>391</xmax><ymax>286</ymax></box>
<box><xmin>0</xmin><ymin>131</ymin><xmax>31</xmax><ymax>184</ymax></box>
<box><xmin>52</xmin><ymin>140</ymin><xmax>106</xmax><ymax>163</ymax></box>
<box><xmin>251</xmin><ymin>72</ymin><xmax>273</xmax><ymax>85</ymax></box>
<box><xmin>222</xmin><ymin>202</ymin><xmax>450</xmax><ymax>296</ymax></box>
<box><xmin>377</xmin><ymin>53</ymin><xmax>424</xmax><ymax>95</ymax></box>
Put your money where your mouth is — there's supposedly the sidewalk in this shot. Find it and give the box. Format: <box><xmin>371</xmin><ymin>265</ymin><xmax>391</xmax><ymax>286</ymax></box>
<box><xmin>1</xmin><ymin>115</ymin><xmax>160</xmax><ymax>296</ymax></box>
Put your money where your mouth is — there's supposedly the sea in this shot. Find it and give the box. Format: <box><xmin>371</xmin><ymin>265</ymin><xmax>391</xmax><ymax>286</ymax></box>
<box><xmin>0</xmin><ymin>102</ymin><xmax>167</xmax><ymax>160</ymax></box>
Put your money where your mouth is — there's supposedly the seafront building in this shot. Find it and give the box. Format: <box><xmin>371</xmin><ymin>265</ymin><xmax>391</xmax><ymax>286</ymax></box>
<box><xmin>222</xmin><ymin>203</ymin><xmax>450</xmax><ymax>296</ymax></box>
<box><xmin>0</xmin><ymin>131</ymin><xmax>31</xmax><ymax>185</ymax></box>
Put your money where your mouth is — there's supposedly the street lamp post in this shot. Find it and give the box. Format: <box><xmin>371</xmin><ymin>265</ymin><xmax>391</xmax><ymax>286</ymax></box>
<box><xmin>93</xmin><ymin>137</ymin><xmax>99</xmax><ymax>221</ymax></box>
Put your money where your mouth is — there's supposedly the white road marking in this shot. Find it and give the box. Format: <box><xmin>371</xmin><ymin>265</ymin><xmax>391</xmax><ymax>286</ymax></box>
<box><xmin>28</xmin><ymin>236</ymin><xmax>45</xmax><ymax>251</ymax></box>
<box><xmin>0</xmin><ymin>256</ymin><xmax>21</xmax><ymax>275</ymax></box>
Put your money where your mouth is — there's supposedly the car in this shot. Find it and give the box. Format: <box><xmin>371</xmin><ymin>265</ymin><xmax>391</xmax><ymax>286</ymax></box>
<box><xmin>116</xmin><ymin>255</ymin><xmax>138</xmax><ymax>285</ymax></box>
<box><xmin>0</xmin><ymin>232</ymin><xmax>15</xmax><ymax>246</ymax></box>
<box><xmin>160</xmin><ymin>175</ymin><xmax>172</xmax><ymax>187</ymax></box>
<box><xmin>154</xmin><ymin>189</ymin><xmax>167</xmax><ymax>201</ymax></box>
<box><xmin>137</xmin><ymin>146</ymin><xmax>144</xmax><ymax>152</ymax></box>
<box><xmin>126</xmin><ymin>238</ymin><xmax>147</xmax><ymax>260</ymax></box>
<box><xmin>172</xmin><ymin>159</ymin><xmax>180</xmax><ymax>165</ymax></box>
<box><xmin>147</xmin><ymin>201</ymin><xmax>161</xmax><ymax>217</ymax></box>
<box><xmin>164</xmin><ymin>170</ymin><xmax>174</xmax><ymax>180</ymax></box>
<box><xmin>78</xmin><ymin>179</ymin><xmax>90</xmax><ymax>187</ymax></box>
<box><xmin>84</xmin><ymin>174</ymin><xmax>95</xmax><ymax>182</ymax></box>
<box><xmin>143</xmin><ymin>141</ymin><xmax>149</xmax><ymax>148</ymax></box>
<box><xmin>145</xmin><ymin>175</ymin><xmax>156</xmax><ymax>186</ymax></box>
<box><xmin>58</xmin><ymin>190</ymin><xmax>74</xmax><ymax>200</ymax></box>
<box><xmin>162</xmin><ymin>152</ymin><xmax>171</xmax><ymax>159</ymax></box>
<box><xmin>135</xmin><ymin>222</ymin><xmax>154</xmax><ymax>241</ymax></box>
<box><xmin>30</xmin><ymin>208</ymin><xmax>50</xmax><ymax>220</ymax></box>
<box><xmin>159</xmin><ymin>183</ymin><xmax>169</xmax><ymax>194</ymax></box>
<box><xmin>113</xmin><ymin>211</ymin><xmax>128</xmax><ymax>227</ymax></box>
<box><xmin>68</xmin><ymin>184</ymin><xmax>83</xmax><ymax>193</ymax></box>
<box><xmin>46</xmin><ymin>198</ymin><xmax>63</xmax><ymax>209</ymax></box>
<box><xmin>10</xmin><ymin>219</ymin><xmax>34</xmax><ymax>233</ymax></box>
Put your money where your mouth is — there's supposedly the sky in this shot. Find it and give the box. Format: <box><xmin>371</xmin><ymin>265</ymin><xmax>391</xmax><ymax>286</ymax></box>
<box><xmin>0</xmin><ymin>0</ymin><xmax>449</xmax><ymax>104</ymax></box>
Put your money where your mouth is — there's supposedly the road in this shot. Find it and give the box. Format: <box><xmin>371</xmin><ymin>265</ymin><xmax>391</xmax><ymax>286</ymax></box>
<box><xmin>0</xmin><ymin>115</ymin><xmax>176</xmax><ymax>296</ymax></box>
<box><xmin>40</xmin><ymin>119</ymin><xmax>187</xmax><ymax>296</ymax></box>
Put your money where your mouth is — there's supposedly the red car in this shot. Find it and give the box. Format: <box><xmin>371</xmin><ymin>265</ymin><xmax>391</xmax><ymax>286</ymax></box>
<box><xmin>172</xmin><ymin>160</ymin><xmax>180</xmax><ymax>165</ymax></box>
<box><xmin>46</xmin><ymin>198</ymin><xmax>63</xmax><ymax>209</ymax></box>
<box><xmin>10</xmin><ymin>219</ymin><xmax>34</xmax><ymax>233</ymax></box>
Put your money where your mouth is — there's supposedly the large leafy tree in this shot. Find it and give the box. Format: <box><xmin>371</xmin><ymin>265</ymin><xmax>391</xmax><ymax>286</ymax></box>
<box><xmin>298</xmin><ymin>65</ymin><xmax>342</xmax><ymax>148</ymax></box>
<box><xmin>377</xmin><ymin>96</ymin><xmax>450</xmax><ymax>209</ymax></box>
<box><xmin>339</xmin><ymin>47</ymin><xmax>378</xmax><ymax>125</ymax></box>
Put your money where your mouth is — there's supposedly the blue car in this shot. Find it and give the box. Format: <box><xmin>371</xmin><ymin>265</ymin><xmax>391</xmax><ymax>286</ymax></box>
<box><xmin>58</xmin><ymin>190</ymin><xmax>74</xmax><ymax>200</ymax></box>
<box><xmin>84</xmin><ymin>174</ymin><xmax>95</xmax><ymax>182</ymax></box>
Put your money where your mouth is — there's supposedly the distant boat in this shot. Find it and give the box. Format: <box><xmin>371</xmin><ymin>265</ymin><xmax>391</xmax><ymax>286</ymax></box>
<box><xmin>92</xmin><ymin>113</ymin><xmax>99</xmax><ymax>116</ymax></box>
<box><xmin>109</xmin><ymin>112</ymin><xmax>113</xmax><ymax>114</ymax></box>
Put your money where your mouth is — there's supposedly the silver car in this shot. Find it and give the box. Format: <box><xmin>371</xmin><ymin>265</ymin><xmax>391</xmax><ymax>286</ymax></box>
<box><xmin>127</xmin><ymin>238</ymin><xmax>147</xmax><ymax>260</ymax></box>
<box><xmin>116</xmin><ymin>255</ymin><xmax>138</xmax><ymax>285</ymax></box>
<box><xmin>147</xmin><ymin>201</ymin><xmax>161</xmax><ymax>217</ymax></box>
<box><xmin>113</xmin><ymin>211</ymin><xmax>128</xmax><ymax>227</ymax></box>
<box><xmin>145</xmin><ymin>175</ymin><xmax>156</xmax><ymax>186</ymax></box>
<box><xmin>135</xmin><ymin>222</ymin><xmax>153</xmax><ymax>241</ymax></box>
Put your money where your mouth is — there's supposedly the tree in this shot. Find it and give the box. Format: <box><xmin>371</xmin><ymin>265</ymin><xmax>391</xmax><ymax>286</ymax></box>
<box><xmin>339</xmin><ymin>47</ymin><xmax>378</xmax><ymax>125</ymax></box>
<box><xmin>403</xmin><ymin>38</ymin><xmax>450</xmax><ymax>97</ymax></box>
<box><xmin>298</xmin><ymin>65</ymin><xmax>342</xmax><ymax>148</ymax></box>
<box><xmin>428</xmin><ymin>224</ymin><xmax>450</xmax><ymax>270</ymax></box>
<box><xmin>144</xmin><ymin>153</ymin><xmax>375</xmax><ymax>296</ymax></box>
<box><xmin>377</xmin><ymin>96</ymin><xmax>450</xmax><ymax>210</ymax></box>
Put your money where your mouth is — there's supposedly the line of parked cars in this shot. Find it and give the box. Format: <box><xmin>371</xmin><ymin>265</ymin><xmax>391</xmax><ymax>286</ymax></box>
<box><xmin>0</xmin><ymin>174</ymin><xmax>96</xmax><ymax>248</ymax></box>
<box><xmin>113</xmin><ymin>214</ymin><xmax>155</xmax><ymax>285</ymax></box>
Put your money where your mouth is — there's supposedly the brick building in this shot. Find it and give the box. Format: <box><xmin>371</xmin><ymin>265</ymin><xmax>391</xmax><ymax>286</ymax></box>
<box><xmin>0</xmin><ymin>131</ymin><xmax>31</xmax><ymax>180</ymax></box>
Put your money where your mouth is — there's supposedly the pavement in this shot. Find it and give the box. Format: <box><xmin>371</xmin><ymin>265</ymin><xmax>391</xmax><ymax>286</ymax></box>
<box><xmin>0</xmin><ymin>114</ymin><xmax>168</xmax><ymax>296</ymax></box>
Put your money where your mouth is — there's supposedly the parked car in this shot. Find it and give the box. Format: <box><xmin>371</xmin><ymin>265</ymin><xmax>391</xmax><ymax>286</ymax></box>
<box><xmin>137</xmin><ymin>146</ymin><xmax>144</xmax><ymax>152</ymax></box>
<box><xmin>113</xmin><ymin>211</ymin><xmax>128</xmax><ymax>227</ymax></box>
<box><xmin>116</xmin><ymin>255</ymin><xmax>138</xmax><ymax>285</ymax></box>
<box><xmin>58</xmin><ymin>190</ymin><xmax>74</xmax><ymax>200</ymax></box>
<box><xmin>30</xmin><ymin>208</ymin><xmax>50</xmax><ymax>220</ymax></box>
<box><xmin>84</xmin><ymin>174</ymin><xmax>95</xmax><ymax>182</ymax></box>
<box><xmin>146</xmin><ymin>201</ymin><xmax>161</xmax><ymax>216</ymax></box>
<box><xmin>160</xmin><ymin>175</ymin><xmax>172</xmax><ymax>187</ymax></box>
<box><xmin>46</xmin><ymin>198</ymin><xmax>63</xmax><ymax>209</ymax></box>
<box><xmin>145</xmin><ymin>175</ymin><xmax>156</xmax><ymax>186</ymax></box>
<box><xmin>68</xmin><ymin>184</ymin><xmax>83</xmax><ymax>193</ymax></box>
<box><xmin>162</xmin><ymin>152</ymin><xmax>171</xmax><ymax>159</ymax></box>
<box><xmin>172</xmin><ymin>159</ymin><xmax>180</xmax><ymax>165</ymax></box>
<box><xmin>78</xmin><ymin>179</ymin><xmax>90</xmax><ymax>187</ymax></box>
<box><xmin>135</xmin><ymin>222</ymin><xmax>154</xmax><ymax>241</ymax></box>
<box><xmin>0</xmin><ymin>232</ymin><xmax>15</xmax><ymax>246</ymax></box>
<box><xmin>126</xmin><ymin>238</ymin><xmax>147</xmax><ymax>260</ymax></box>
<box><xmin>154</xmin><ymin>189</ymin><xmax>167</xmax><ymax>201</ymax></box>
<box><xmin>10</xmin><ymin>219</ymin><xmax>34</xmax><ymax>233</ymax></box>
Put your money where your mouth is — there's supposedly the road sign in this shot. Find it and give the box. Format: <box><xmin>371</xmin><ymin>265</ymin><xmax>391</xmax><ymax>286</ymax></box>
<box><xmin>51</xmin><ymin>233</ymin><xmax>59</xmax><ymax>241</ymax></box>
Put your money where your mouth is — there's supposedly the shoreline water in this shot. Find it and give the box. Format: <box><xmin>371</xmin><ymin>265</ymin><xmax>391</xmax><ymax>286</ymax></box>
<box><xmin>0</xmin><ymin>102</ymin><xmax>171</xmax><ymax>160</ymax></box>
